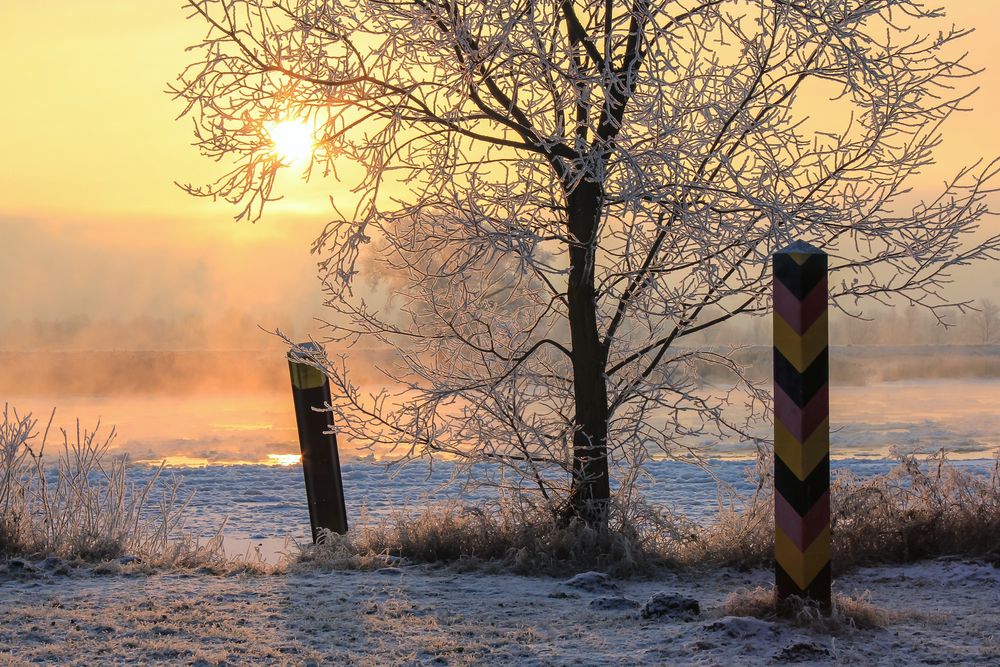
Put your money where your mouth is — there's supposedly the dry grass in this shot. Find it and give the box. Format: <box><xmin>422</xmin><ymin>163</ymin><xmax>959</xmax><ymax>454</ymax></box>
<box><xmin>0</xmin><ymin>405</ymin><xmax>252</xmax><ymax>571</ymax></box>
<box><xmin>293</xmin><ymin>498</ymin><xmax>693</xmax><ymax>577</ymax></box>
<box><xmin>681</xmin><ymin>450</ymin><xmax>1000</xmax><ymax>571</ymax></box>
<box><xmin>296</xmin><ymin>450</ymin><xmax>1000</xmax><ymax>576</ymax></box>
<box><xmin>833</xmin><ymin>451</ymin><xmax>1000</xmax><ymax>567</ymax></box>
<box><xmin>723</xmin><ymin>586</ymin><xmax>888</xmax><ymax>634</ymax></box>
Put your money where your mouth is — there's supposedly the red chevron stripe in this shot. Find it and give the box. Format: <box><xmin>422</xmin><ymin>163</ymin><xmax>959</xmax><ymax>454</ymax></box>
<box><xmin>775</xmin><ymin>489</ymin><xmax>830</xmax><ymax>551</ymax></box>
<box><xmin>773</xmin><ymin>275</ymin><xmax>828</xmax><ymax>335</ymax></box>
<box><xmin>774</xmin><ymin>382</ymin><xmax>829</xmax><ymax>443</ymax></box>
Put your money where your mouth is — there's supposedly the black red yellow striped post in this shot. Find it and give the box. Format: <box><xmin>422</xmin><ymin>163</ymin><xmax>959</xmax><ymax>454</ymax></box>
<box><xmin>288</xmin><ymin>342</ymin><xmax>348</xmax><ymax>541</ymax></box>
<box><xmin>773</xmin><ymin>241</ymin><xmax>831</xmax><ymax>610</ymax></box>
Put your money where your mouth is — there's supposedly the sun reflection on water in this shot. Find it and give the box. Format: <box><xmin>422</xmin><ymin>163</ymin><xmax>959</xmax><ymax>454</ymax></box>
<box><xmin>266</xmin><ymin>453</ymin><xmax>302</xmax><ymax>466</ymax></box>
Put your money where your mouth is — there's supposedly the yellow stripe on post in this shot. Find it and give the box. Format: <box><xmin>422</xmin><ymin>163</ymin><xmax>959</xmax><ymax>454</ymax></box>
<box><xmin>775</xmin><ymin>525</ymin><xmax>831</xmax><ymax>591</ymax></box>
<box><xmin>774</xmin><ymin>417</ymin><xmax>830</xmax><ymax>481</ymax></box>
<box><xmin>773</xmin><ymin>310</ymin><xmax>829</xmax><ymax>373</ymax></box>
<box><xmin>290</xmin><ymin>362</ymin><xmax>326</xmax><ymax>390</ymax></box>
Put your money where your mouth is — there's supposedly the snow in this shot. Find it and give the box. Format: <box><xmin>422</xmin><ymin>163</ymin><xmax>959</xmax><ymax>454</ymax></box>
<box><xmin>127</xmin><ymin>457</ymin><xmax>995</xmax><ymax>563</ymax></box>
<box><xmin>1</xmin><ymin>559</ymin><xmax>997</xmax><ymax>665</ymax></box>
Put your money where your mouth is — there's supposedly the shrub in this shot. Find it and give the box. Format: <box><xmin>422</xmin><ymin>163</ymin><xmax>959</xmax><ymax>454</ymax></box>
<box><xmin>294</xmin><ymin>495</ymin><xmax>695</xmax><ymax>577</ymax></box>
<box><xmin>0</xmin><ymin>404</ymin><xmax>230</xmax><ymax>568</ymax></box>
<box><xmin>296</xmin><ymin>450</ymin><xmax>1000</xmax><ymax>575</ymax></box>
<box><xmin>684</xmin><ymin>449</ymin><xmax>1000</xmax><ymax>571</ymax></box>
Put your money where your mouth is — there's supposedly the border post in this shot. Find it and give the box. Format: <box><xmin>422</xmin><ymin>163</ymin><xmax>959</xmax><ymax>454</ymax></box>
<box><xmin>773</xmin><ymin>241</ymin><xmax>831</xmax><ymax>609</ymax></box>
<box><xmin>288</xmin><ymin>342</ymin><xmax>348</xmax><ymax>541</ymax></box>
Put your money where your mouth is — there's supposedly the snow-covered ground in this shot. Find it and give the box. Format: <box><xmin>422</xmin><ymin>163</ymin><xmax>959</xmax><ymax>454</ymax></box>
<box><xmin>1</xmin><ymin>558</ymin><xmax>997</xmax><ymax>665</ymax></box>
<box><xmin>133</xmin><ymin>457</ymin><xmax>995</xmax><ymax>562</ymax></box>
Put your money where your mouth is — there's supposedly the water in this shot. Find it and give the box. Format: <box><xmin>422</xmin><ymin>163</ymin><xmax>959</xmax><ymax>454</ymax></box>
<box><xmin>7</xmin><ymin>370</ymin><xmax>1000</xmax><ymax>560</ymax></box>
<box><xmin>8</xmin><ymin>379</ymin><xmax>1000</xmax><ymax>464</ymax></box>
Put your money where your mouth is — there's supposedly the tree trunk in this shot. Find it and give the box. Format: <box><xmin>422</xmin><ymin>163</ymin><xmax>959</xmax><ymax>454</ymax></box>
<box><xmin>564</xmin><ymin>180</ymin><xmax>611</xmax><ymax>528</ymax></box>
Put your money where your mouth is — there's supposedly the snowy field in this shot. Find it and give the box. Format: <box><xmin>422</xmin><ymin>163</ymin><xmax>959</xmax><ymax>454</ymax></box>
<box><xmin>1</xmin><ymin>558</ymin><xmax>998</xmax><ymax>665</ymax></box>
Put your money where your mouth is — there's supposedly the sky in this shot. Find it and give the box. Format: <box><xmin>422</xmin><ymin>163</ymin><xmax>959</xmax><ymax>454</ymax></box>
<box><xmin>1</xmin><ymin>1</ymin><xmax>999</xmax><ymax>352</ymax></box>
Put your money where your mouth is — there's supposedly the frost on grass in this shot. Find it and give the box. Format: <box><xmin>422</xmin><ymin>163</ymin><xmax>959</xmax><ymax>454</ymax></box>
<box><xmin>684</xmin><ymin>450</ymin><xmax>1000</xmax><ymax>572</ymax></box>
<box><xmin>292</xmin><ymin>499</ymin><xmax>688</xmax><ymax>577</ymax></box>
<box><xmin>291</xmin><ymin>450</ymin><xmax>1000</xmax><ymax>578</ymax></box>
<box><xmin>4</xmin><ymin>401</ymin><xmax>999</xmax><ymax>580</ymax></box>
<box><xmin>0</xmin><ymin>405</ymin><xmax>261</xmax><ymax>572</ymax></box>
<box><xmin>723</xmin><ymin>586</ymin><xmax>888</xmax><ymax>634</ymax></box>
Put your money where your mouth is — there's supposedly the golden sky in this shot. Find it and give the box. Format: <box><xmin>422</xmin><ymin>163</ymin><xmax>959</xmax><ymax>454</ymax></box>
<box><xmin>1</xmin><ymin>1</ymin><xmax>998</xmax><ymax>349</ymax></box>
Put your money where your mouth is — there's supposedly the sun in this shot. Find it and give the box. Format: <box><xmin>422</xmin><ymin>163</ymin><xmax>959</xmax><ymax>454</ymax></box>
<box><xmin>265</xmin><ymin>119</ymin><xmax>315</xmax><ymax>165</ymax></box>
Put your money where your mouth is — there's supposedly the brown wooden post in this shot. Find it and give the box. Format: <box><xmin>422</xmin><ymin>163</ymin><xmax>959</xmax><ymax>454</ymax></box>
<box><xmin>288</xmin><ymin>342</ymin><xmax>348</xmax><ymax>540</ymax></box>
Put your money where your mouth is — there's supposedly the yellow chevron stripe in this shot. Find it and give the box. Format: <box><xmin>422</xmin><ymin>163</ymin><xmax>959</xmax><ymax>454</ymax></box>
<box><xmin>774</xmin><ymin>417</ymin><xmax>830</xmax><ymax>481</ymax></box>
<box><xmin>775</xmin><ymin>525</ymin><xmax>830</xmax><ymax>591</ymax></box>
<box><xmin>773</xmin><ymin>310</ymin><xmax>828</xmax><ymax>373</ymax></box>
<box><xmin>788</xmin><ymin>252</ymin><xmax>813</xmax><ymax>266</ymax></box>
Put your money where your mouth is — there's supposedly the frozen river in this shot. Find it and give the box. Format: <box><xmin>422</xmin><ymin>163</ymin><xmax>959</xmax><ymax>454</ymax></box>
<box><xmin>5</xmin><ymin>349</ymin><xmax>999</xmax><ymax>559</ymax></box>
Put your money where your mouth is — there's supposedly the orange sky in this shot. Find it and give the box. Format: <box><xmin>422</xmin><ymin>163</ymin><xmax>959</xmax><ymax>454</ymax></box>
<box><xmin>1</xmin><ymin>1</ymin><xmax>999</xmax><ymax>350</ymax></box>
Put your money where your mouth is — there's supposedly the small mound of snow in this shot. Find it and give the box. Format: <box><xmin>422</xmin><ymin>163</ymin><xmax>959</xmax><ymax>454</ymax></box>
<box><xmin>558</xmin><ymin>571</ymin><xmax>616</xmax><ymax>592</ymax></box>
<box><xmin>641</xmin><ymin>592</ymin><xmax>700</xmax><ymax>620</ymax></box>
<box><xmin>35</xmin><ymin>557</ymin><xmax>69</xmax><ymax>574</ymax></box>
<box><xmin>547</xmin><ymin>591</ymin><xmax>579</xmax><ymax>599</ymax></box>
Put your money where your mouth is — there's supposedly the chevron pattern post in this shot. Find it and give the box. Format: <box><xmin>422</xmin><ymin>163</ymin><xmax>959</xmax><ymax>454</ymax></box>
<box><xmin>773</xmin><ymin>240</ymin><xmax>831</xmax><ymax>610</ymax></box>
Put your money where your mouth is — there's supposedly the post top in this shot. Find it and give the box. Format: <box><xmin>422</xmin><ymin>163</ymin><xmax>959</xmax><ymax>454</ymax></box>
<box><xmin>776</xmin><ymin>240</ymin><xmax>824</xmax><ymax>255</ymax></box>
<box><xmin>288</xmin><ymin>340</ymin><xmax>323</xmax><ymax>361</ymax></box>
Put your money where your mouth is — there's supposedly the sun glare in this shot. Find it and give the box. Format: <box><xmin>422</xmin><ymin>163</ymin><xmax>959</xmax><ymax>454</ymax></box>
<box><xmin>266</xmin><ymin>120</ymin><xmax>315</xmax><ymax>165</ymax></box>
<box><xmin>267</xmin><ymin>453</ymin><xmax>302</xmax><ymax>466</ymax></box>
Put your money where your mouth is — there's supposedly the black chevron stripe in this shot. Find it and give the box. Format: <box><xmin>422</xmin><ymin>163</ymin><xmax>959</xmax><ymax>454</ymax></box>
<box><xmin>775</xmin><ymin>561</ymin><xmax>831</xmax><ymax>607</ymax></box>
<box><xmin>775</xmin><ymin>454</ymin><xmax>830</xmax><ymax>516</ymax></box>
<box><xmin>774</xmin><ymin>253</ymin><xmax>827</xmax><ymax>300</ymax></box>
<box><xmin>774</xmin><ymin>347</ymin><xmax>829</xmax><ymax>408</ymax></box>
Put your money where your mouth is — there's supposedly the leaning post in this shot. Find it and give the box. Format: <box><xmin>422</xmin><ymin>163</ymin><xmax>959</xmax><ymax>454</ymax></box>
<box><xmin>288</xmin><ymin>342</ymin><xmax>348</xmax><ymax>541</ymax></box>
<box><xmin>773</xmin><ymin>240</ymin><xmax>831</xmax><ymax>610</ymax></box>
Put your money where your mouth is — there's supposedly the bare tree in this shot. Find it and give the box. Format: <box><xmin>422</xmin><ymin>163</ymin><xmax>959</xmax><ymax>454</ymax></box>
<box><xmin>174</xmin><ymin>0</ymin><xmax>1000</xmax><ymax>527</ymax></box>
<box><xmin>977</xmin><ymin>299</ymin><xmax>1000</xmax><ymax>344</ymax></box>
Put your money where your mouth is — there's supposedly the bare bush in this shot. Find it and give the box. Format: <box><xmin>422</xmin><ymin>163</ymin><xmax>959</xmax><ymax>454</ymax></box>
<box><xmin>686</xmin><ymin>450</ymin><xmax>1000</xmax><ymax>570</ymax></box>
<box><xmin>0</xmin><ymin>404</ymin><xmax>230</xmax><ymax>568</ymax></box>
<box><xmin>294</xmin><ymin>495</ymin><xmax>695</xmax><ymax>577</ymax></box>
<box><xmin>295</xmin><ymin>451</ymin><xmax>1000</xmax><ymax>575</ymax></box>
<box><xmin>834</xmin><ymin>450</ymin><xmax>1000</xmax><ymax>566</ymax></box>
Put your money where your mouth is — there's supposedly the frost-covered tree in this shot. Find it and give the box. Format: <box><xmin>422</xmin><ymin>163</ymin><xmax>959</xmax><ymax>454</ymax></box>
<box><xmin>175</xmin><ymin>0</ymin><xmax>999</xmax><ymax>526</ymax></box>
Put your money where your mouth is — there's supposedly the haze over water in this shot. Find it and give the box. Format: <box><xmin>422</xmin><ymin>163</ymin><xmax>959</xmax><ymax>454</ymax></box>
<box><xmin>6</xmin><ymin>348</ymin><xmax>999</xmax><ymax>466</ymax></box>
